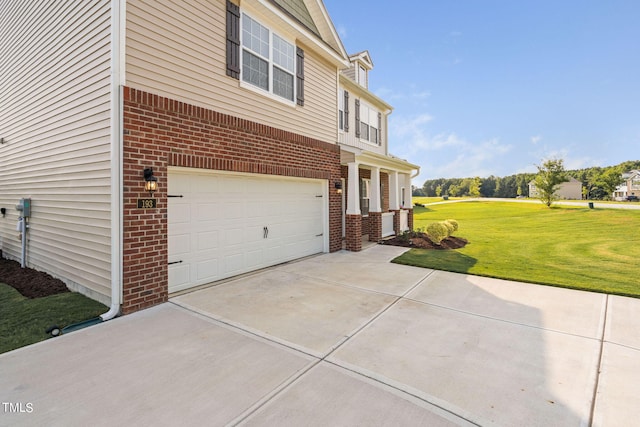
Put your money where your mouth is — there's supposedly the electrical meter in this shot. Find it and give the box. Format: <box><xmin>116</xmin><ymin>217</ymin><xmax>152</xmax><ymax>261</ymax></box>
<box><xmin>16</xmin><ymin>198</ymin><xmax>31</xmax><ymax>217</ymax></box>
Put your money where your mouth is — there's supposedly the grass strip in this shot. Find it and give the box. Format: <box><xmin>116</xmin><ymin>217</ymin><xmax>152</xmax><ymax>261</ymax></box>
<box><xmin>393</xmin><ymin>201</ymin><xmax>640</xmax><ymax>297</ymax></box>
<box><xmin>0</xmin><ymin>284</ymin><xmax>107</xmax><ymax>354</ymax></box>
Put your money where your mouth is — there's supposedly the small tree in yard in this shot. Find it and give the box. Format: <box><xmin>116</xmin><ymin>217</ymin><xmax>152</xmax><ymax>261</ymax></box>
<box><xmin>534</xmin><ymin>158</ymin><xmax>569</xmax><ymax>207</ymax></box>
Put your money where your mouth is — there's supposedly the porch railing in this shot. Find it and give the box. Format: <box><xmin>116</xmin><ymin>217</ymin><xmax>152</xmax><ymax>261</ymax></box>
<box><xmin>382</xmin><ymin>212</ymin><xmax>394</xmax><ymax>237</ymax></box>
<box><xmin>400</xmin><ymin>209</ymin><xmax>409</xmax><ymax>232</ymax></box>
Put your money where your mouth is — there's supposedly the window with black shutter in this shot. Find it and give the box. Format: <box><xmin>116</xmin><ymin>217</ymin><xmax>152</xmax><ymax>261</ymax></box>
<box><xmin>226</xmin><ymin>0</ymin><xmax>240</xmax><ymax>79</ymax></box>
<box><xmin>296</xmin><ymin>47</ymin><xmax>304</xmax><ymax>106</ymax></box>
<box><xmin>227</xmin><ymin>3</ymin><xmax>305</xmax><ymax>105</ymax></box>
<box><xmin>355</xmin><ymin>99</ymin><xmax>360</xmax><ymax>138</ymax></box>
<box><xmin>344</xmin><ymin>91</ymin><xmax>350</xmax><ymax>132</ymax></box>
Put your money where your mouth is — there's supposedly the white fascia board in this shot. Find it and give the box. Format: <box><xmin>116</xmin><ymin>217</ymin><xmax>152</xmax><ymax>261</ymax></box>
<box><xmin>340</xmin><ymin>146</ymin><xmax>419</xmax><ymax>174</ymax></box>
<box><xmin>340</xmin><ymin>75</ymin><xmax>393</xmax><ymax>112</ymax></box>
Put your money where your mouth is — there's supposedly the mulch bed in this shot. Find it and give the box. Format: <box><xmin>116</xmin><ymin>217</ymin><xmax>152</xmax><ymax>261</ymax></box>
<box><xmin>380</xmin><ymin>232</ymin><xmax>468</xmax><ymax>250</ymax></box>
<box><xmin>0</xmin><ymin>257</ymin><xmax>69</xmax><ymax>298</ymax></box>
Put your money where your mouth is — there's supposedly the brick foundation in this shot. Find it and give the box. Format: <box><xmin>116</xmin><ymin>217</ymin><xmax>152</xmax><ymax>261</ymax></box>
<box><xmin>345</xmin><ymin>214</ymin><xmax>362</xmax><ymax>251</ymax></box>
<box><xmin>408</xmin><ymin>209</ymin><xmax>414</xmax><ymax>231</ymax></box>
<box><xmin>368</xmin><ymin>212</ymin><xmax>382</xmax><ymax>242</ymax></box>
<box><xmin>121</xmin><ymin>87</ymin><xmax>342</xmax><ymax>313</ymax></box>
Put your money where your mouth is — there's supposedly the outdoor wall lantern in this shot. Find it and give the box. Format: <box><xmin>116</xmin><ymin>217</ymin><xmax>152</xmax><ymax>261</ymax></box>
<box><xmin>335</xmin><ymin>181</ymin><xmax>343</xmax><ymax>194</ymax></box>
<box><xmin>143</xmin><ymin>167</ymin><xmax>158</xmax><ymax>197</ymax></box>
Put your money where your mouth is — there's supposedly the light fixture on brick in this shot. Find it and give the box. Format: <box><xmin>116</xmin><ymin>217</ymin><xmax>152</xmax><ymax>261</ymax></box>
<box><xmin>335</xmin><ymin>181</ymin><xmax>343</xmax><ymax>194</ymax></box>
<box><xmin>143</xmin><ymin>167</ymin><xmax>158</xmax><ymax>197</ymax></box>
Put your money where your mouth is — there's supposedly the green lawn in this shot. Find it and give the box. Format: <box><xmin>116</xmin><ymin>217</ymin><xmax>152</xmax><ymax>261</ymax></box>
<box><xmin>0</xmin><ymin>284</ymin><xmax>107</xmax><ymax>354</ymax></box>
<box><xmin>394</xmin><ymin>200</ymin><xmax>640</xmax><ymax>297</ymax></box>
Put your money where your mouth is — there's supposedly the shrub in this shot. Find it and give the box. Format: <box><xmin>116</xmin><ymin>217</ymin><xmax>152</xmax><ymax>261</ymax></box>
<box><xmin>442</xmin><ymin>221</ymin><xmax>455</xmax><ymax>236</ymax></box>
<box><xmin>426</xmin><ymin>222</ymin><xmax>449</xmax><ymax>245</ymax></box>
<box><xmin>444</xmin><ymin>219</ymin><xmax>459</xmax><ymax>233</ymax></box>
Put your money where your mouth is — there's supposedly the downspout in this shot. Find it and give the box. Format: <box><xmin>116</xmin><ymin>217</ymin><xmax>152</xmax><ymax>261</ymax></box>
<box><xmin>101</xmin><ymin>0</ymin><xmax>125</xmax><ymax>321</ymax></box>
<box><xmin>411</xmin><ymin>167</ymin><xmax>421</xmax><ymax>180</ymax></box>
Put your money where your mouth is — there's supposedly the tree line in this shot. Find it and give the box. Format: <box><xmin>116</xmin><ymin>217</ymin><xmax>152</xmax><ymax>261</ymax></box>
<box><xmin>413</xmin><ymin>160</ymin><xmax>640</xmax><ymax>200</ymax></box>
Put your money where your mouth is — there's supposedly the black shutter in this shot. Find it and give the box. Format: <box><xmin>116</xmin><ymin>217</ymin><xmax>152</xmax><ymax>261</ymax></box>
<box><xmin>296</xmin><ymin>47</ymin><xmax>305</xmax><ymax>106</ymax></box>
<box><xmin>226</xmin><ymin>0</ymin><xmax>240</xmax><ymax>79</ymax></box>
<box><xmin>344</xmin><ymin>91</ymin><xmax>349</xmax><ymax>132</ymax></box>
<box><xmin>378</xmin><ymin>112</ymin><xmax>382</xmax><ymax>145</ymax></box>
<box><xmin>355</xmin><ymin>99</ymin><xmax>360</xmax><ymax>138</ymax></box>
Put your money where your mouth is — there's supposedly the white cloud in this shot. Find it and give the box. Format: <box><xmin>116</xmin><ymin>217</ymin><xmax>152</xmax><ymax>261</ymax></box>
<box><xmin>335</xmin><ymin>24</ymin><xmax>347</xmax><ymax>40</ymax></box>
<box><xmin>530</xmin><ymin>135</ymin><xmax>542</xmax><ymax>145</ymax></box>
<box><xmin>374</xmin><ymin>86</ymin><xmax>431</xmax><ymax>103</ymax></box>
<box><xmin>389</xmin><ymin>113</ymin><xmax>513</xmax><ymax>182</ymax></box>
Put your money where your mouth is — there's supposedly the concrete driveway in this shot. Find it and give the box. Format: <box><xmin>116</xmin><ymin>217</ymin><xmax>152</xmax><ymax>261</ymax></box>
<box><xmin>1</xmin><ymin>245</ymin><xmax>639</xmax><ymax>426</ymax></box>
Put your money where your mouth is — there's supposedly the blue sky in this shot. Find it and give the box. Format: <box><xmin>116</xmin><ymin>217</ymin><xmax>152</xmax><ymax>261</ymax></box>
<box><xmin>323</xmin><ymin>0</ymin><xmax>640</xmax><ymax>182</ymax></box>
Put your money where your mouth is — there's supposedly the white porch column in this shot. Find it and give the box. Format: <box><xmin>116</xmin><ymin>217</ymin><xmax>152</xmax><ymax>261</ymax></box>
<box><xmin>370</xmin><ymin>166</ymin><xmax>381</xmax><ymax>213</ymax></box>
<box><xmin>389</xmin><ymin>171</ymin><xmax>399</xmax><ymax>210</ymax></box>
<box><xmin>346</xmin><ymin>162</ymin><xmax>360</xmax><ymax>215</ymax></box>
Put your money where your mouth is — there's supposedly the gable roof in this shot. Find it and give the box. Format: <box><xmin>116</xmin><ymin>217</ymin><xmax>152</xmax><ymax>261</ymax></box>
<box><xmin>266</xmin><ymin>0</ymin><xmax>348</xmax><ymax>65</ymax></box>
<box><xmin>349</xmin><ymin>50</ymin><xmax>374</xmax><ymax>70</ymax></box>
<box><xmin>270</xmin><ymin>0</ymin><xmax>319</xmax><ymax>36</ymax></box>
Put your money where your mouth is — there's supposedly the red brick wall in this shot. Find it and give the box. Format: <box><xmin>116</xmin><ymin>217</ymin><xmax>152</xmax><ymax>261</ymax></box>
<box><xmin>122</xmin><ymin>87</ymin><xmax>341</xmax><ymax>313</ymax></box>
<box><xmin>369</xmin><ymin>212</ymin><xmax>382</xmax><ymax>242</ymax></box>
<box><xmin>381</xmin><ymin>172</ymin><xmax>389</xmax><ymax>212</ymax></box>
<box><xmin>345</xmin><ymin>214</ymin><xmax>362</xmax><ymax>251</ymax></box>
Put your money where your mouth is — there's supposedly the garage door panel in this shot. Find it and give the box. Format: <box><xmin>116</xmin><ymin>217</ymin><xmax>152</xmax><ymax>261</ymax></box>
<box><xmin>224</xmin><ymin>252</ymin><xmax>245</xmax><ymax>275</ymax></box>
<box><xmin>223</xmin><ymin>202</ymin><xmax>246</xmax><ymax>219</ymax></box>
<box><xmin>169</xmin><ymin>169</ymin><xmax>326</xmax><ymax>293</ymax></box>
<box><xmin>169</xmin><ymin>233</ymin><xmax>191</xmax><ymax>256</ymax></box>
<box><xmin>245</xmin><ymin>249</ymin><xmax>263</xmax><ymax>269</ymax></box>
<box><xmin>193</xmin><ymin>174</ymin><xmax>221</xmax><ymax>193</ymax></box>
<box><xmin>169</xmin><ymin>203</ymin><xmax>191</xmax><ymax>224</ymax></box>
<box><xmin>244</xmin><ymin>225</ymin><xmax>265</xmax><ymax>244</ymax></box>
<box><xmin>196</xmin><ymin>202</ymin><xmax>220</xmax><ymax>221</ymax></box>
<box><xmin>169</xmin><ymin>263</ymin><xmax>190</xmax><ymax>291</ymax></box>
<box><xmin>196</xmin><ymin>230</ymin><xmax>219</xmax><ymax>251</ymax></box>
<box><xmin>196</xmin><ymin>259</ymin><xmax>219</xmax><ymax>282</ymax></box>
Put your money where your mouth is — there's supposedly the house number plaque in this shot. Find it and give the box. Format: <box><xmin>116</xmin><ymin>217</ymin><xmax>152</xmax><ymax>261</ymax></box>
<box><xmin>137</xmin><ymin>198</ymin><xmax>157</xmax><ymax>209</ymax></box>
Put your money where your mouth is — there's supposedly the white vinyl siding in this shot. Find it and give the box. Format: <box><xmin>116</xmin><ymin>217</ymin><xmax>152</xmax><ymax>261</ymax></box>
<box><xmin>0</xmin><ymin>0</ymin><xmax>112</xmax><ymax>302</ymax></box>
<box><xmin>126</xmin><ymin>0</ymin><xmax>337</xmax><ymax>144</ymax></box>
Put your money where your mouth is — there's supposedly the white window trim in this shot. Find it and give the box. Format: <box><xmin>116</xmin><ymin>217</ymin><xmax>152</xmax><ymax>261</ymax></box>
<box><xmin>361</xmin><ymin>178</ymin><xmax>370</xmax><ymax>217</ymax></box>
<box><xmin>240</xmin><ymin>12</ymin><xmax>297</xmax><ymax>106</ymax></box>
<box><xmin>358</xmin><ymin>101</ymin><xmax>380</xmax><ymax>146</ymax></box>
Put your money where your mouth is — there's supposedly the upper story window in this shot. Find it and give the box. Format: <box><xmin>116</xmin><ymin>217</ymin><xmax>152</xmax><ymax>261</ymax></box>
<box><xmin>357</xmin><ymin>101</ymin><xmax>381</xmax><ymax>145</ymax></box>
<box><xmin>241</xmin><ymin>13</ymin><xmax>295</xmax><ymax>102</ymax></box>
<box><xmin>358</xmin><ymin>65</ymin><xmax>367</xmax><ymax>88</ymax></box>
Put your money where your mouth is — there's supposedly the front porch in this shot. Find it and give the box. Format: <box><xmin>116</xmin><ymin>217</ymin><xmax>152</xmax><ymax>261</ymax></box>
<box><xmin>340</xmin><ymin>149</ymin><xmax>418</xmax><ymax>252</ymax></box>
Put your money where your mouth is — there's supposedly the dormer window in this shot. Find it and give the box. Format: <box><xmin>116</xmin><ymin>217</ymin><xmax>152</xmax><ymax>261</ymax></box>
<box><xmin>358</xmin><ymin>65</ymin><xmax>367</xmax><ymax>88</ymax></box>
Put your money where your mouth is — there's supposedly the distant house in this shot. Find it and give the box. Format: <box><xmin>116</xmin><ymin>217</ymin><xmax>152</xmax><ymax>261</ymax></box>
<box><xmin>528</xmin><ymin>177</ymin><xmax>583</xmax><ymax>200</ymax></box>
<box><xmin>613</xmin><ymin>170</ymin><xmax>640</xmax><ymax>200</ymax></box>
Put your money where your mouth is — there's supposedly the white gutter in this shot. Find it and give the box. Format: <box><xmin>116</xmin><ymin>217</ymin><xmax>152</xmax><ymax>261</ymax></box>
<box><xmin>101</xmin><ymin>0</ymin><xmax>125</xmax><ymax>321</ymax></box>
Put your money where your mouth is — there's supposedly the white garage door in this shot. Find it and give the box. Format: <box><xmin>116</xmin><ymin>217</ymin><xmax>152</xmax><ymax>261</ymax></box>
<box><xmin>168</xmin><ymin>168</ymin><xmax>326</xmax><ymax>293</ymax></box>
